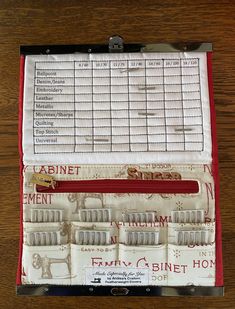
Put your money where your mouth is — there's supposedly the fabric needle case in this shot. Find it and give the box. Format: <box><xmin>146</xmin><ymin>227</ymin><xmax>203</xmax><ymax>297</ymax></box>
<box><xmin>17</xmin><ymin>36</ymin><xmax>223</xmax><ymax>296</ymax></box>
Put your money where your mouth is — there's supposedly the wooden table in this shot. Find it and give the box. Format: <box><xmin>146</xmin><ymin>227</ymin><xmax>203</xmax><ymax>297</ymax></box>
<box><xmin>0</xmin><ymin>0</ymin><xmax>234</xmax><ymax>308</ymax></box>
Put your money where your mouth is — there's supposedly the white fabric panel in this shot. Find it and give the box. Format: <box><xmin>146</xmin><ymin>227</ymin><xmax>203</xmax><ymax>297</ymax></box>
<box><xmin>22</xmin><ymin>52</ymin><xmax>212</xmax><ymax>165</ymax></box>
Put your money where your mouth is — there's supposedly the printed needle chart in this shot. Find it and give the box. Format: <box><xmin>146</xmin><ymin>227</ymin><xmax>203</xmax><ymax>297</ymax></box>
<box><xmin>33</xmin><ymin>58</ymin><xmax>204</xmax><ymax>154</ymax></box>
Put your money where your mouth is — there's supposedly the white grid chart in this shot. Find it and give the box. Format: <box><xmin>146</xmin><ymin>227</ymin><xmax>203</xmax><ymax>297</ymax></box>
<box><xmin>33</xmin><ymin>58</ymin><xmax>204</xmax><ymax>154</ymax></box>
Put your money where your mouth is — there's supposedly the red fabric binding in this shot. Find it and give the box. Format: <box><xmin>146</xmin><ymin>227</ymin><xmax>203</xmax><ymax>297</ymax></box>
<box><xmin>207</xmin><ymin>52</ymin><xmax>223</xmax><ymax>286</ymax></box>
<box><xmin>16</xmin><ymin>55</ymin><xmax>25</xmax><ymax>285</ymax></box>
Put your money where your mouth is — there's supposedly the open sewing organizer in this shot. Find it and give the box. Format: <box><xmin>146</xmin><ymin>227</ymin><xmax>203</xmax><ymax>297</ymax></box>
<box><xmin>17</xmin><ymin>36</ymin><xmax>223</xmax><ymax>296</ymax></box>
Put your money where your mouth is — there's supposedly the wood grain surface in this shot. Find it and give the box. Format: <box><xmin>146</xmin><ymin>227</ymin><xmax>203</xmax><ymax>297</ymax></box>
<box><xmin>0</xmin><ymin>0</ymin><xmax>234</xmax><ymax>308</ymax></box>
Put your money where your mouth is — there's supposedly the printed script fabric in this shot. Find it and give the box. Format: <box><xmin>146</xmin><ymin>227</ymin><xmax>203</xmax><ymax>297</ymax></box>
<box><xmin>21</xmin><ymin>164</ymin><xmax>216</xmax><ymax>286</ymax></box>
